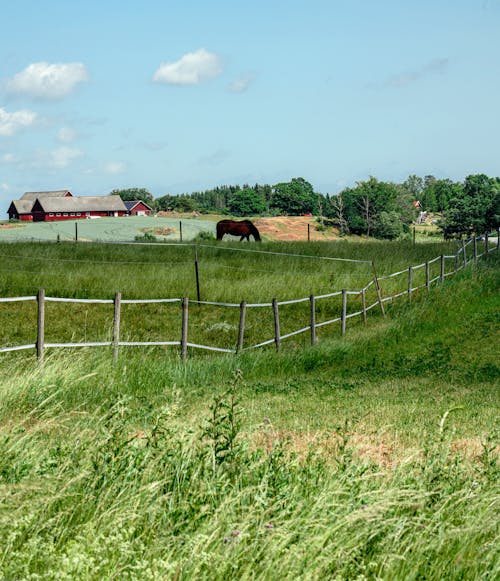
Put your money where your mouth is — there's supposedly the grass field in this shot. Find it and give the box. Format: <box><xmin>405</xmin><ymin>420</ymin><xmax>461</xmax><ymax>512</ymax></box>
<box><xmin>0</xmin><ymin>240</ymin><xmax>498</xmax><ymax>579</ymax></box>
<box><xmin>0</xmin><ymin>215</ymin><xmax>215</xmax><ymax>242</ymax></box>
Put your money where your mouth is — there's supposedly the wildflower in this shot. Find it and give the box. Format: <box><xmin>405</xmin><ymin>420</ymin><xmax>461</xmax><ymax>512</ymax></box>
<box><xmin>265</xmin><ymin>522</ymin><xmax>274</xmax><ymax>529</ymax></box>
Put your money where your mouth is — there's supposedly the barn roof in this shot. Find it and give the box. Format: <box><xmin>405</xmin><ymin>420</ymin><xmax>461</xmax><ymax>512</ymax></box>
<box><xmin>9</xmin><ymin>199</ymin><xmax>33</xmax><ymax>214</ymax></box>
<box><xmin>124</xmin><ymin>200</ymin><xmax>153</xmax><ymax>211</ymax></box>
<box><xmin>21</xmin><ymin>190</ymin><xmax>72</xmax><ymax>201</ymax></box>
<box><xmin>33</xmin><ymin>195</ymin><xmax>127</xmax><ymax>212</ymax></box>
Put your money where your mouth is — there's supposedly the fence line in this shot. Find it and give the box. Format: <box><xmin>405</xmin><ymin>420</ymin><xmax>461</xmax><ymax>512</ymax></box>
<box><xmin>0</xmin><ymin>232</ymin><xmax>498</xmax><ymax>361</ymax></box>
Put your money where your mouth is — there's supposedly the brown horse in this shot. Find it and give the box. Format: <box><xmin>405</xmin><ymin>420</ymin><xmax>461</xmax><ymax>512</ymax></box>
<box><xmin>216</xmin><ymin>219</ymin><xmax>261</xmax><ymax>241</ymax></box>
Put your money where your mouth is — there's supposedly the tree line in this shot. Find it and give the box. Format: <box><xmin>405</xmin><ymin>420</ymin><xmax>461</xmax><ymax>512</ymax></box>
<box><xmin>110</xmin><ymin>172</ymin><xmax>500</xmax><ymax>240</ymax></box>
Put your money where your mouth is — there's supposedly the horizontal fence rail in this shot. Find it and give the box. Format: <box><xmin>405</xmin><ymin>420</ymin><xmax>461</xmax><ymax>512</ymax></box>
<box><xmin>0</xmin><ymin>232</ymin><xmax>498</xmax><ymax>362</ymax></box>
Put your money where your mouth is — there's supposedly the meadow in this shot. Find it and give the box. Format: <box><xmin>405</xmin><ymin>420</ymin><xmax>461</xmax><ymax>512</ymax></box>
<box><xmin>0</xmin><ymin>215</ymin><xmax>213</xmax><ymax>242</ymax></box>
<box><xmin>0</xmin><ymin>238</ymin><xmax>498</xmax><ymax>579</ymax></box>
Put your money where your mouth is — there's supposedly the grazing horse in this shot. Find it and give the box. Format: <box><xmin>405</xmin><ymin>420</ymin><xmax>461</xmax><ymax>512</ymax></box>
<box><xmin>216</xmin><ymin>219</ymin><xmax>261</xmax><ymax>242</ymax></box>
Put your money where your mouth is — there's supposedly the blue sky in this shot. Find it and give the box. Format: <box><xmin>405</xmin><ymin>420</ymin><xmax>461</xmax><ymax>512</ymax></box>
<box><xmin>1</xmin><ymin>0</ymin><xmax>499</xmax><ymax>214</ymax></box>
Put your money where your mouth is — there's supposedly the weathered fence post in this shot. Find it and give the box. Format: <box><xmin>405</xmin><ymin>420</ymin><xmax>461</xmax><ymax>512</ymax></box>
<box><xmin>497</xmin><ymin>227</ymin><xmax>500</xmax><ymax>251</ymax></box>
<box><xmin>425</xmin><ymin>261</ymin><xmax>430</xmax><ymax>292</ymax></box>
<box><xmin>485</xmin><ymin>231</ymin><xmax>489</xmax><ymax>254</ymax></box>
<box><xmin>361</xmin><ymin>288</ymin><xmax>367</xmax><ymax>325</ymax></box>
<box><xmin>272</xmin><ymin>298</ymin><xmax>280</xmax><ymax>351</ymax></box>
<box><xmin>371</xmin><ymin>261</ymin><xmax>385</xmax><ymax>317</ymax></box>
<box><xmin>236</xmin><ymin>300</ymin><xmax>246</xmax><ymax>353</ymax></box>
<box><xmin>440</xmin><ymin>255</ymin><xmax>445</xmax><ymax>283</ymax></box>
<box><xmin>75</xmin><ymin>222</ymin><xmax>78</xmax><ymax>242</ymax></box>
<box><xmin>462</xmin><ymin>239</ymin><xmax>467</xmax><ymax>267</ymax></box>
<box><xmin>341</xmin><ymin>289</ymin><xmax>347</xmax><ymax>336</ymax></box>
<box><xmin>408</xmin><ymin>266</ymin><xmax>413</xmax><ymax>302</ymax></box>
<box><xmin>36</xmin><ymin>289</ymin><xmax>45</xmax><ymax>364</ymax></box>
<box><xmin>113</xmin><ymin>291</ymin><xmax>121</xmax><ymax>362</ymax></box>
<box><xmin>181</xmin><ymin>297</ymin><xmax>189</xmax><ymax>360</ymax></box>
<box><xmin>179</xmin><ymin>221</ymin><xmax>183</xmax><ymax>242</ymax></box>
<box><xmin>307</xmin><ymin>223</ymin><xmax>310</xmax><ymax>242</ymax></box>
<box><xmin>454</xmin><ymin>246</ymin><xmax>459</xmax><ymax>272</ymax></box>
<box><xmin>57</xmin><ymin>233</ymin><xmax>60</xmax><ymax>243</ymax></box>
<box><xmin>310</xmin><ymin>294</ymin><xmax>316</xmax><ymax>345</ymax></box>
<box><xmin>194</xmin><ymin>245</ymin><xmax>201</xmax><ymax>302</ymax></box>
<box><xmin>473</xmin><ymin>236</ymin><xmax>478</xmax><ymax>262</ymax></box>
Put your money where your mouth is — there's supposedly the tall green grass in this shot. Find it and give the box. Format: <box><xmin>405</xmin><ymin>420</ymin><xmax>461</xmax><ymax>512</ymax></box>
<box><xmin>0</xmin><ymin>243</ymin><xmax>498</xmax><ymax>579</ymax></box>
<box><xmin>0</xmin><ymin>238</ymin><xmax>479</xmax><ymax>352</ymax></box>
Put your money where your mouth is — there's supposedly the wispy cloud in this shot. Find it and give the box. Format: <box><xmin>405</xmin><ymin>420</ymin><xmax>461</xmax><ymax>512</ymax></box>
<box><xmin>104</xmin><ymin>161</ymin><xmax>126</xmax><ymax>174</ymax></box>
<box><xmin>0</xmin><ymin>106</ymin><xmax>37</xmax><ymax>136</ymax></box>
<box><xmin>383</xmin><ymin>58</ymin><xmax>450</xmax><ymax>88</ymax></box>
<box><xmin>7</xmin><ymin>62</ymin><xmax>89</xmax><ymax>99</ymax></box>
<box><xmin>197</xmin><ymin>148</ymin><xmax>230</xmax><ymax>166</ymax></box>
<box><xmin>49</xmin><ymin>146</ymin><xmax>84</xmax><ymax>168</ymax></box>
<box><xmin>227</xmin><ymin>73</ymin><xmax>256</xmax><ymax>93</ymax></box>
<box><xmin>153</xmin><ymin>49</ymin><xmax>223</xmax><ymax>86</ymax></box>
<box><xmin>57</xmin><ymin>127</ymin><xmax>78</xmax><ymax>143</ymax></box>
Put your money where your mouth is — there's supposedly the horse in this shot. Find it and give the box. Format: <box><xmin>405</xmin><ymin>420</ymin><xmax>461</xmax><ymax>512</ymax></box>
<box><xmin>216</xmin><ymin>219</ymin><xmax>261</xmax><ymax>242</ymax></box>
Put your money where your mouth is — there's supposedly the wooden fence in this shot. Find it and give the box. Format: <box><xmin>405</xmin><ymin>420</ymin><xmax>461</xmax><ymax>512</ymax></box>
<box><xmin>1</xmin><ymin>232</ymin><xmax>498</xmax><ymax>362</ymax></box>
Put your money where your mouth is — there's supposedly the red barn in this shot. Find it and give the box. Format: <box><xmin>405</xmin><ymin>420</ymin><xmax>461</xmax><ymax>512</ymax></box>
<box><xmin>8</xmin><ymin>190</ymin><xmax>73</xmax><ymax>220</ymax></box>
<box><xmin>31</xmin><ymin>195</ymin><xmax>127</xmax><ymax>221</ymax></box>
<box><xmin>124</xmin><ymin>200</ymin><xmax>153</xmax><ymax>216</ymax></box>
<box><xmin>7</xmin><ymin>199</ymin><xmax>34</xmax><ymax>221</ymax></box>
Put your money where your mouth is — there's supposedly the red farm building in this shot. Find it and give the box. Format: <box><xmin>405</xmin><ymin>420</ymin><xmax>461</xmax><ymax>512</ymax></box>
<box><xmin>7</xmin><ymin>190</ymin><xmax>127</xmax><ymax>221</ymax></box>
<box><xmin>31</xmin><ymin>195</ymin><xmax>127</xmax><ymax>221</ymax></box>
<box><xmin>124</xmin><ymin>200</ymin><xmax>153</xmax><ymax>216</ymax></box>
<box><xmin>8</xmin><ymin>190</ymin><xmax>73</xmax><ymax>221</ymax></box>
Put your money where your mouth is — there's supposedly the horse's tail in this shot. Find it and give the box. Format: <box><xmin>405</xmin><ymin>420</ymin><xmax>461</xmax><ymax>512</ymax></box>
<box><xmin>249</xmin><ymin>222</ymin><xmax>261</xmax><ymax>241</ymax></box>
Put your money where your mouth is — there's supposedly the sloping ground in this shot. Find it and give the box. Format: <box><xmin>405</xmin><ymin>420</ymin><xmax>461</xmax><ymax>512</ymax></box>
<box><xmin>254</xmin><ymin>216</ymin><xmax>339</xmax><ymax>241</ymax></box>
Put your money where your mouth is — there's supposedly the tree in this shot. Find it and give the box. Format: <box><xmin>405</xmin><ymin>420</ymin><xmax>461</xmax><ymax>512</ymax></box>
<box><xmin>270</xmin><ymin>177</ymin><xmax>317</xmax><ymax>215</ymax></box>
<box><xmin>228</xmin><ymin>189</ymin><xmax>267</xmax><ymax>216</ymax></box>
<box><xmin>110</xmin><ymin>188</ymin><xmax>155</xmax><ymax>208</ymax></box>
<box><xmin>372</xmin><ymin>211</ymin><xmax>404</xmax><ymax>240</ymax></box>
<box><xmin>439</xmin><ymin>174</ymin><xmax>500</xmax><ymax>238</ymax></box>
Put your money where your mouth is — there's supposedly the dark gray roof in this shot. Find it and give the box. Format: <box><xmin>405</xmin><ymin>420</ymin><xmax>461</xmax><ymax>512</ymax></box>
<box><xmin>21</xmin><ymin>190</ymin><xmax>72</xmax><ymax>201</ymax></box>
<box><xmin>35</xmin><ymin>195</ymin><xmax>127</xmax><ymax>212</ymax></box>
<box><xmin>9</xmin><ymin>200</ymin><xmax>34</xmax><ymax>214</ymax></box>
<box><xmin>124</xmin><ymin>200</ymin><xmax>153</xmax><ymax>211</ymax></box>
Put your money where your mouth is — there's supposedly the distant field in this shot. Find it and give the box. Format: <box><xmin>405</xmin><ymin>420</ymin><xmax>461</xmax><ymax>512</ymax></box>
<box><xmin>0</xmin><ymin>215</ymin><xmax>215</xmax><ymax>242</ymax></box>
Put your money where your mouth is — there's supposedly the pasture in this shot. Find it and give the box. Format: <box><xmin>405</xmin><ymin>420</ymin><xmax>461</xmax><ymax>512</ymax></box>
<box><xmin>0</xmin><ymin>215</ymin><xmax>214</xmax><ymax>242</ymax></box>
<box><xmin>0</xmin><ymin>238</ymin><xmax>498</xmax><ymax>579</ymax></box>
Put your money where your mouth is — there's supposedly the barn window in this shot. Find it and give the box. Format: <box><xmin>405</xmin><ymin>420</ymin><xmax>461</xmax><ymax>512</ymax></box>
<box><xmin>76</xmin><ymin>213</ymin><xmax>81</xmax><ymax>216</ymax></box>
<box><xmin>49</xmin><ymin>213</ymin><xmax>54</xmax><ymax>217</ymax></box>
<box><xmin>56</xmin><ymin>213</ymin><xmax>61</xmax><ymax>216</ymax></box>
<box><xmin>70</xmin><ymin>213</ymin><xmax>75</xmax><ymax>216</ymax></box>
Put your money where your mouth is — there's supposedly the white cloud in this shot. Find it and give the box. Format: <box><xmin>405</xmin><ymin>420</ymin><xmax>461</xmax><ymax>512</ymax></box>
<box><xmin>1</xmin><ymin>182</ymin><xmax>9</xmax><ymax>191</ymax></box>
<box><xmin>227</xmin><ymin>73</ymin><xmax>255</xmax><ymax>93</ymax></box>
<box><xmin>0</xmin><ymin>106</ymin><xmax>37</xmax><ymax>136</ymax></box>
<box><xmin>153</xmin><ymin>49</ymin><xmax>223</xmax><ymax>86</ymax></box>
<box><xmin>104</xmin><ymin>161</ymin><xmax>126</xmax><ymax>174</ymax></box>
<box><xmin>7</xmin><ymin>62</ymin><xmax>89</xmax><ymax>99</ymax></box>
<box><xmin>2</xmin><ymin>153</ymin><xmax>17</xmax><ymax>163</ymax></box>
<box><xmin>57</xmin><ymin>126</ymin><xmax>78</xmax><ymax>143</ymax></box>
<box><xmin>49</xmin><ymin>146</ymin><xmax>84</xmax><ymax>168</ymax></box>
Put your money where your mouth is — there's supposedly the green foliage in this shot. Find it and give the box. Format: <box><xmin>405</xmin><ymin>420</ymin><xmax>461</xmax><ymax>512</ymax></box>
<box><xmin>440</xmin><ymin>174</ymin><xmax>500</xmax><ymax>238</ymax></box>
<box><xmin>270</xmin><ymin>177</ymin><xmax>318</xmax><ymax>215</ymax></box>
<box><xmin>110</xmin><ymin>187</ymin><xmax>155</xmax><ymax>208</ymax></box>
<box><xmin>372</xmin><ymin>210</ymin><xmax>404</xmax><ymax>239</ymax></box>
<box><xmin>193</xmin><ymin>230</ymin><xmax>215</xmax><ymax>242</ymax></box>
<box><xmin>134</xmin><ymin>231</ymin><xmax>157</xmax><ymax>241</ymax></box>
<box><xmin>228</xmin><ymin>188</ymin><xmax>267</xmax><ymax>216</ymax></box>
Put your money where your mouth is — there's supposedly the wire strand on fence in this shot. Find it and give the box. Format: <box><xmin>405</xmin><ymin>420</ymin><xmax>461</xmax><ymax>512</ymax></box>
<box><xmin>1</xmin><ymin>236</ymin><xmax>497</xmax><ymax>358</ymax></box>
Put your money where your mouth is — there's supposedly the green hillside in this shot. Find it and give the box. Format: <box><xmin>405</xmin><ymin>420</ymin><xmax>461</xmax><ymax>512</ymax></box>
<box><xmin>0</xmin><ymin>245</ymin><xmax>498</xmax><ymax>579</ymax></box>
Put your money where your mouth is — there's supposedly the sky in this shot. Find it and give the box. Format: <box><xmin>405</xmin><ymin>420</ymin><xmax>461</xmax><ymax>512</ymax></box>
<box><xmin>1</xmin><ymin>0</ymin><xmax>499</xmax><ymax>215</ymax></box>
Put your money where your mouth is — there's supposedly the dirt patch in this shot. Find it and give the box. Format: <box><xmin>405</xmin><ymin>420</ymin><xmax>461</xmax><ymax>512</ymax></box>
<box><xmin>141</xmin><ymin>226</ymin><xmax>176</xmax><ymax>236</ymax></box>
<box><xmin>254</xmin><ymin>216</ymin><xmax>339</xmax><ymax>241</ymax></box>
<box><xmin>0</xmin><ymin>223</ymin><xmax>25</xmax><ymax>229</ymax></box>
